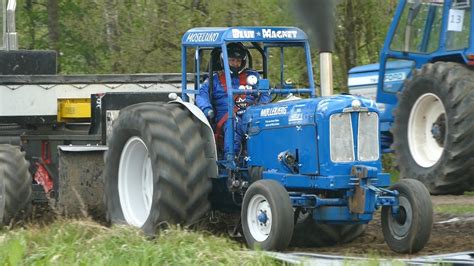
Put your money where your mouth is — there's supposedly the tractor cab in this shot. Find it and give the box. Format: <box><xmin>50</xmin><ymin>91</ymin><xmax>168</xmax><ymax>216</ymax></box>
<box><xmin>180</xmin><ymin>27</ymin><xmax>316</xmax><ymax>164</ymax></box>
<box><xmin>378</xmin><ymin>0</ymin><xmax>472</xmax><ymax>104</ymax></box>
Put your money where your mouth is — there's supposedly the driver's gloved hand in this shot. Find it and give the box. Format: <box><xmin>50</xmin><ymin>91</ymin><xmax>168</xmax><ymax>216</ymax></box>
<box><xmin>203</xmin><ymin>108</ymin><xmax>214</xmax><ymax>120</ymax></box>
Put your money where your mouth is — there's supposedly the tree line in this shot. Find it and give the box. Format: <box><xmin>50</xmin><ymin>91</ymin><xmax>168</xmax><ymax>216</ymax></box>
<box><xmin>16</xmin><ymin>0</ymin><xmax>398</xmax><ymax>92</ymax></box>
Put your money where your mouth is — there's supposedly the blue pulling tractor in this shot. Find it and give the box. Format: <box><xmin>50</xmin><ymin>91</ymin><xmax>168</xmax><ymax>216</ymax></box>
<box><xmin>349</xmin><ymin>0</ymin><xmax>474</xmax><ymax>195</ymax></box>
<box><xmin>104</xmin><ymin>27</ymin><xmax>433</xmax><ymax>253</ymax></box>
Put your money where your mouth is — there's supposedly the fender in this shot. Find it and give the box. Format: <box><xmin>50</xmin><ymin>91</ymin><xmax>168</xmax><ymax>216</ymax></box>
<box><xmin>168</xmin><ymin>96</ymin><xmax>218</xmax><ymax>177</ymax></box>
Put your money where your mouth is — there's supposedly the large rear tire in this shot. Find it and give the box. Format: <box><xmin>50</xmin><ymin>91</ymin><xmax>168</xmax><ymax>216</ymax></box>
<box><xmin>291</xmin><ymin>210</ymin><xmax>366</xmax><ymax>247</ymax></box>
<box><xmin>392</xmin><ymin>62</ymin><xmax>474</xmax><ymax>194</ymax></box>
<box><xmin>382</xmin><ymin>179</ymin><xmax>433</xmax><ymax>253</ymax></box>
<box><xmin>0</xmin><ymin>144</ymin><xmax>32</xmax><ymax>225</ymax></box>
<box><xmin>242</xmin><ymin>179</ymin><xmax>294</xmax><ymax>251</ymax></box>
<box><xmin>104</xmin><ymin>103</ymin><xmax>213</xmax><ymax>234</ymax></box>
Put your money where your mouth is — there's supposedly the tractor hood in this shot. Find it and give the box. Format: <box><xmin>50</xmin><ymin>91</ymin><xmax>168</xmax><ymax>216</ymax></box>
<box><xmin>243</xmin><ymin>95</ymin><xmax>380</xmax><ymax>176</ymax></box>
<box><xmin>243</xmin><ymin>94</ymin><xmax>378</xmax><ymax>127</ymax></box>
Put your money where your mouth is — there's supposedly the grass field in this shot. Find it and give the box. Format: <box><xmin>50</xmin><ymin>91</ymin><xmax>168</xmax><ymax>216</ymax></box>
<box><xmin>435</xmin><ymin>191</ymin><xmax>474</xmax><ymax>215</ymax></box>
<box><xmin>434</xmin><ymin>204</ymin><xmax>474</xmax><ymax>215</ymax></box>
<box><xmin>0</xmin><ymin>220</ymin><xmax>275</xmax><ymax>265</ymax></box>
<box><xmin>1</xmin><ymin>153</ymin><xmax>472</xmax><ymax>264</ymax></box>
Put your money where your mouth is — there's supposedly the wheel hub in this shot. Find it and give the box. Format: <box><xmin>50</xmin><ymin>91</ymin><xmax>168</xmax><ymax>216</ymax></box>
<box><xmin>430</xmin><ymin>115</ymin><xmax>446</xmax><ymax>147</ymax></box>
<box><xmin>247</xmin><ymin>194</ymin><xmax>272</xmax><ymax>242</ymax></box>
<box><xmin>394</xmin><ymin>206</ymin><xmax>407</xmax><ymax>225</ymax></box>
<box><xmin>258</xmin><ymin>210</ymin><xmax>268</xmax><ymax>224</ymax></box>
<box><xmin>408</xmin><ymin>93</ymin><xmax>447</xmax><ymax>168</ymax></box>
<box><xmin>388</xmin><ymin>197</ymin><xmax>412</xmax><ymax>240</ymax></box>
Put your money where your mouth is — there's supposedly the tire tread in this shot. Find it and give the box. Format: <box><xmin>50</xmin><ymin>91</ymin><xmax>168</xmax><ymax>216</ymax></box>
<box><xmin>392</xmin><ymin>62</ymin><xmax>474</xmax><ymax>194</ymax></box>
<box><xmin>0</xmin><ymin>144</ymin><xmax>32</xmax><ymax>225</ymax></box>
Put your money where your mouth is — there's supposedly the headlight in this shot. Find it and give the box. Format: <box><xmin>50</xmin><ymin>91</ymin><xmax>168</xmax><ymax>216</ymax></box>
<box><xmin>329</xmin><ymin>111</ymin><xmax>379</xmax><ymax>163</ymax></box>
<box><xmin>358</xmin><ymin>112</ymin><xmax>379</xmax><ymax>161</ymax></box>
<box><xmin>330</xmin><ymin>113</ymin><xmax>355</xmax><ymax>162</ymax></box>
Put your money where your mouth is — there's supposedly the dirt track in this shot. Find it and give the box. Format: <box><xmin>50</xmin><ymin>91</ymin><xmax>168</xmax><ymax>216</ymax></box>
<box><xmin>288</xmin><ymin>195</ymin><xmax>474</xmax><ymax>258</ymax></box>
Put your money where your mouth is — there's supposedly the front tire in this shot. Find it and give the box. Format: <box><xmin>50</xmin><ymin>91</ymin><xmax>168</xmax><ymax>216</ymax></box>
<box><xmin>0</xmin><ymin>144</ymin><xmax>32</xmax><ymax>226</ymax></box>
<box><xmin>104</xmin><ymin>103</ymin><xmax>213</xmax><ymax>234</ymax></box>
<box><xmin>241</xmin><ymin>179</ymin><xmax>294</xmax><ymax>251</ymax></box>
<box><xmin>392</xmin><ymin>62</ymin><xmax>474</xmax><ymax>194</ymax></box>
<box><xmin>382</xmin><ymin>179</ymin><xmax>433</xmax><ymax>254</ymax></box>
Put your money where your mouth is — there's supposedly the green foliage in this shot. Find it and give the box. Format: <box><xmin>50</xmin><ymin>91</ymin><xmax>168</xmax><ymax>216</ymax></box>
<box><xmin>333</xmin><ymin>0</ymin><xmax>398</xmax><ymax>92</ymax></box>
<box><xmin>12</xmin><ymin>0</ymin><xmax>397</xmax><ymax>91</ymax></box>
<box><xmin>381</xmin><ymin>154</ymin><xmax>400</xmax><ymax>184</ymax></box>
<box><xmin>0</xmin><ymin>220</ymin><xmax>275</xmax><ymax>265</ymax></box>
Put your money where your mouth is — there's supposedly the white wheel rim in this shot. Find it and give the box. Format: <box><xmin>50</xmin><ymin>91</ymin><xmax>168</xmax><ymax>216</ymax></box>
<box><xmin>408</xmin><ymin>93</ymin><xmax>446</xmax><ymax>167</ymax></box>
<box><xmin>118</xmin><ymin>136</ymin><xmax>154</xmax><ymax>227</ymax></box>
<box><xmin>247</xmin><ymin>194</ymin><xmax>272</xmax><ymax>242</ymax></box>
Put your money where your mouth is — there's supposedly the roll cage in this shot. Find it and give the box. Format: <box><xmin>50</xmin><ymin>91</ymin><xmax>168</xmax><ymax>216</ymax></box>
<box><xmin>180</xmin><ymin>26</ymin><xmax>316</xmax><ymax>166</ymax></box>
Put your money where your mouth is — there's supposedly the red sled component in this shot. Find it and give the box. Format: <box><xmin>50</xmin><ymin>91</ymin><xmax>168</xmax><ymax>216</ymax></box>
<box><xmin>34</xmin><ymin>162</ymin><xmax>54</xmax><ymax>193</ymax></box>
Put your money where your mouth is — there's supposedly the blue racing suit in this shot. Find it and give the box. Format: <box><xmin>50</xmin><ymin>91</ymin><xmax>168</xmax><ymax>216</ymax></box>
<box><xmin>196</xmin><ymin>70</ymin><xmax>271</xmax><ymax>157</ymax></box>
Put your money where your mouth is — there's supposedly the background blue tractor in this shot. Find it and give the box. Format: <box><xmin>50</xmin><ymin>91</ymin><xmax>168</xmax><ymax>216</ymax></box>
<box><xmin>104</xmin><ymin>26</ymin><xmax>433</xmax><ymax>253</ymax></box>
<box><xmin>348</xmin><ymin>0</ymin><xmax>474</xmax><ymax>195</ymax></box>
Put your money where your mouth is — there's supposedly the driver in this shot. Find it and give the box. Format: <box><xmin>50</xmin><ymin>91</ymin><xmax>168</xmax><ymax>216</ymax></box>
<box><xmin>196</xmin><ymin>42</ymin><xmax>271</xmax><ymax>158</ymax></box>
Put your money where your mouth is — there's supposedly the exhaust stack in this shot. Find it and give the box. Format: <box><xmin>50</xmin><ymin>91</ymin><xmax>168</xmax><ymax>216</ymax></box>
<box><xmin>5</xmin><ymin>0</ymin><xmax>18</xmax><ymax>50</ymax></box>
<box><xmin>320</xmin><ymin>52</ymin><xmax>333</xmax><ymax>96</ymax></box>
<box><xmin>293</xmin><ymin>0</ymin><xmax>338</xmax><ymax>96</ymax></box>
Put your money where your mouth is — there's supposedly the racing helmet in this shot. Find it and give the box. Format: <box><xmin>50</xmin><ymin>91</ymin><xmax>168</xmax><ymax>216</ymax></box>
<box><xmin>222</xmin><ymin>42</ymin><xmax>248</xmax><ymax>76</ymax></box>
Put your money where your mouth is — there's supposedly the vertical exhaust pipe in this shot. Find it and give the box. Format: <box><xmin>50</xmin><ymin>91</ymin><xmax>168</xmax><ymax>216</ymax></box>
<box><xmin>319</xmin><ymin>52</ymin><xmax>333</xmax><ymax>96</ymax></box>
<box><xmin>5</xmin><ymin>0</ymin><xmax>18</xmax><ymax>50</ymax></box>
<box><xmin>293</xmin><ymin>0</ymin><xmax>338</xmax><ymax>96</ymax></box>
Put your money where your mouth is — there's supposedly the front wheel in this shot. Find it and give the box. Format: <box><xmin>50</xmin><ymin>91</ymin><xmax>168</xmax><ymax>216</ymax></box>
<box><xmin>382</xmin><ymin>179</ymin><xmax>433</xmax><ymax>253</ymax></box>
<box><xmin>241</xmin><ymin>179</ymin><xmax>294</xmax><ymax>251</ymax></box>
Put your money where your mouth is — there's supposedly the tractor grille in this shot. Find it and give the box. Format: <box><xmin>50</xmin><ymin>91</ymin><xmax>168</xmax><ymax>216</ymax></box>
<box><xmin>358</xmin><ymin>112</ymin><xmax>379</xmax><ymax>161</ymax></box>
<box><xmin>329</xmin><ymin>112</ymin><xmax>379</xmax><ymax>163</ymax></box>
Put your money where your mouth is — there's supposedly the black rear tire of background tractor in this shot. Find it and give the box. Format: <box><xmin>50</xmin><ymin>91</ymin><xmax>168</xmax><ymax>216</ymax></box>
<box><xmin>0</xmin><ymin>144</ymin><xmax>32</xmax><ymax>226</ymax></box>
<box><xmin>382</xmin><ymin>179</ymin><xmax>433</xmax><ymax>254</ymax></box>
<box><xmin>104</xmin><ymin>102</ymin><xmax>213</xmax><ymax>235</ymax></box>
<box><xmin>290</xmin><ymin>212</ymin><xmax>366</xmax><ymax>247</ymax></box>
<box><xmin>392</xmin><ymin>62</ymin><xmax>474</xmax><ymax>194</ymax></box>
